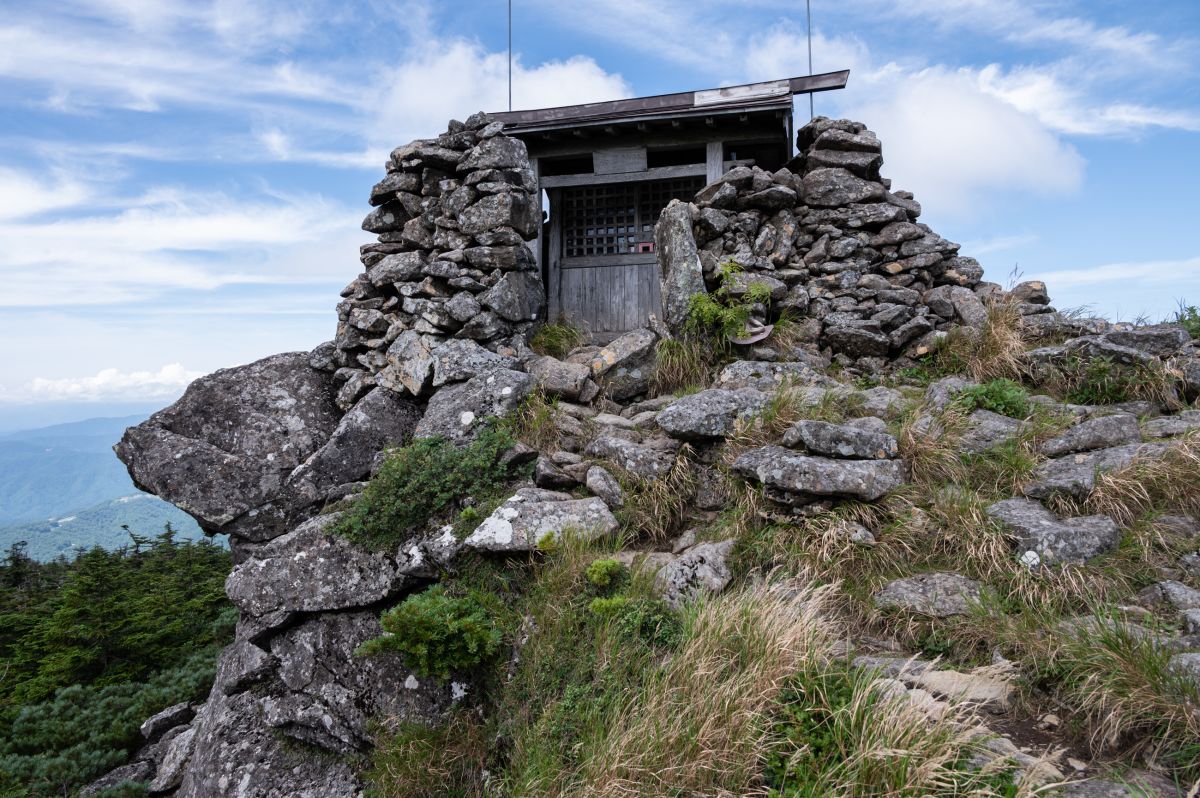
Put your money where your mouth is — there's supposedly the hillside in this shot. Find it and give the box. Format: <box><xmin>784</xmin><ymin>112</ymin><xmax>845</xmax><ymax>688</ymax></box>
<box><xmin>0</xmin><ymin>493</ymin><xmax>204</xmax><ymax>561</ymax></box>
<box><xmin>84</xmin><ymin>115</ymin><xmax>1200</xmax><ymax>798</ymax></box>
<box><xmin>0</xmin><ymin>416</ymin><xmax>147</xmax><ymax>525</ymax></box>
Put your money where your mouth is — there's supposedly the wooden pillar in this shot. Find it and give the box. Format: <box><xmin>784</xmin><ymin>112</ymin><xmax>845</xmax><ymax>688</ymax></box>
<box><xmin>705</xmin><ymin>140</ymin><xmax>724</xmax><ymax>184</ymax></box>
<box><xmin>547</xmin><ymin>188</ymin><xmax>563</xmax><ymax>323</ymax></box>
<box><xmin>528</xmin><ymin>156</ymin><xmax>542</xmax><ymax>277</ymax></box>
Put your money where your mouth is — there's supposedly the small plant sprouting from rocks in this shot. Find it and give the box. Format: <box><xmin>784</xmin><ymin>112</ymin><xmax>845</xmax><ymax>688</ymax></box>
<box><xmin>1041</xmin><ymin>355</ymin><xmax>1178</xmax><ymax>407</ymax></box>
<box><xmin>584</xmin><ymin>558</ymin><xmax>626</xmax><ymax>590</ymax></box>
<box><xmin>1172</xmin><ymin>301</ymin><xmax>1200</xmax><ymax>339</ymax></box>
<box><xmin>357</xmin><ymin>585</ymin><xmax>502</xmax><ymax>679</ymax></box>
<box><xmin>530</xmin><ymin>320</ymin><xmax>585</xmax><ymax>359</ymax></box>
<box><xmin>952</xmin><ymin>379</ymin><xmax>1031</xmax><ymax>419</ymax></box>
<box><xmin>334</xmin><ymin>424</ymin><xmax>520</xmax><ymax>551</ymax></box>
<box><xmin>685</xmin><ymin>261</ymin><xmax>773</xmax><ymax>343</ymax></box>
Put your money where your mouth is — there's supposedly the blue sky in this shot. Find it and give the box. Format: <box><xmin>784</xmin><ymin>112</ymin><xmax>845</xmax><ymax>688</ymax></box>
<box><xmin>0</xmin><ymin>0</ymin><xmax>1198</xmax><ymax>422</ymax></box>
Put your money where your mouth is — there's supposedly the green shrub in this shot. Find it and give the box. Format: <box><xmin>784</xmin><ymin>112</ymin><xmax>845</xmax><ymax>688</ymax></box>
<box><xmin>0</xmin><ymin>648</ymin><xmax>219</xmax><ymax>798</ymax></box>
<box><xmin>530</xmin><ymin>321</ymin><xmax>585</xmax><ymax>359</ymax></box>
<box><xmin>358</xmin><ymin>586</ymin><xmax>502</xmax><ymax>679</ymax></box>
<box><xmin>1042</xmin><ymin>356</ymin><xmax>1176</xmax><ymax>407</ymax></box>
<box><xmin>334</xmin><ymin>425</ymin><xmax>518</xmax><ymax>551</ymax></box>
<box><xmin>952</xmin><ymin>379</ymin><xmax>1030</xmax><ymax>418</ymax></box>
<box><xmin>584</xmin><ymin>558</ymin><xmax>625</xmax><ymax>590</ymax></box>
<box><xmin>588</xmin><ymin>595</ymin><xmax>630</xmax><ymax>618</ymax></box>
<box><xmin>1172</xmin><ymin>302</ymin><xmax>1200</xmax><ymax>340</ymax></box>
<box><xmin>684</xmin><ymin>261</ymin><xmax>772</xmax><ymax>343</ymax></box>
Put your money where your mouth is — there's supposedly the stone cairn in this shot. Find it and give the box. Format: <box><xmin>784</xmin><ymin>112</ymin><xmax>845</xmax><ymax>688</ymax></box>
<box><xmin>656</xmin><ymin>116</ymin><xmax>994</xmax><ymax>373</ymax></box>
<box><xmin>331</xmin><ymin>112</ymin><xmax>544</xmax><ymax>411</ymax></box>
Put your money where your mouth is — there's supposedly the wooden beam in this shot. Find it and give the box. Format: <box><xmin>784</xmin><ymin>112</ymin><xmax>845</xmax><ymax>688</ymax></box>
<box><xmin>705</xmin><ymin>141</ymin><xmax>724</xmax><ymax>185</ymax></box>
<box><xmin>540</xmin><ymin>163</ymin><xmax>706</xmax><ymax>189</ymax></box>
<box><xmin>603</xmin><ymin>125</ymin><xmax>618</xmax><ymax>136</ymax></box>
<box><xmin>572</xmin><ymin>129</ymin><xmax>589</xmax><ymax>139</ymax></box>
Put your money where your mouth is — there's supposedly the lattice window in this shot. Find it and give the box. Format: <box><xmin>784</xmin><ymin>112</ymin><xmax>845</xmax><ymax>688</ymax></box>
<box><xmin>561</xmin><ymin>176</ymin><xmax>705</xmax><ymax>257</ymax></box>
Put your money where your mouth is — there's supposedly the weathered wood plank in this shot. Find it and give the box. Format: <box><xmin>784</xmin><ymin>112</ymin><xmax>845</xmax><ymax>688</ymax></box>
<box><xmin>594</xmin><ymin>146</ymin><xmax>647</xmax><ymax>174</ymax></box>
<box><xmin>706</xmin><ymin>141</ymin><xmax>724</xmax><ymax>184</ymax></box>
<box><xmin>540</xmin><ymin>163</ymin><xmax>706</xmax><ymax>189</ymax></box>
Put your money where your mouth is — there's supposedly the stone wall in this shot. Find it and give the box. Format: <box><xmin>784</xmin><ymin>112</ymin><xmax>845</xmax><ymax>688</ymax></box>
<box><xmin>658</xmin><ymin>116</ymin><xmax>997</xmax><ymax>372</ymax></box>
<box><xmin>330</xmin><ymin>112</ymin><xmax>544</xmax><ymax>410</ymax></box>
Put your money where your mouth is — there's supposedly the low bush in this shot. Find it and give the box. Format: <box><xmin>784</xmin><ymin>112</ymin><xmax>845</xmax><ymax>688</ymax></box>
<box><xmin>1039</xmin><ymin>355</ymin><xmax>1177</xmax><ymax>407</ymax></box>
<box><xmin>334</xmin><ymin>425</ymin><xmax>519</xmax><ymax>551</ymax></box>
<box><xmin>583</xmin><ymin>558</ymin><xmax>625</xmax><ymax>590</ymax></box>
<box><xmin>952</xmin><ymin>379</ymin><xmax>1030</xmax><ymax>418</ymax></box>
<box><xmin>530</xmin><ymin>321</ymin><xmax>585</xmax><ymax>359</ymax></box>
<box><xmin>358</xmin><ymin>586</ymin><xmax>503</xmax><ymax>680</ymax></box>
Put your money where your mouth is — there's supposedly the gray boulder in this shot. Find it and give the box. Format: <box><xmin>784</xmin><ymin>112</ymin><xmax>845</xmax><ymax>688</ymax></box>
<box><xmin>1103</xmin><ymin>325</ymin><xmax>1191</xmax><ymax>357</ymax></box>
<box><xmin>959</xmin><ymin>410</ymin><xmax>1026</xmax><ymax>454</ymax></box>
<box><xmin>1142</xmin><ymin>409</ymin><xmax>1200</xmax><ymax>439</ymax></box>
<box><xmin>588</xmin><ymin>328</ymin><xmax>658</xmax><ymax>401</ymax></box>
<box><xmin>1024</xmin><ymin>442</ymin><xmax>1172</xmax><ymax>499</ymax></box>
<box><xmin>115</xmin><ymin>353</ymin><xmax>340</xmax><ymax>542</ymax></box>
<box><xmin>140</xmin><ymin>702</ymin><xmax>195</xmax><ymax>742</ymax></box>
<box><xmin>782</xmin><ymin>420</ymin><xmax>898</xmax><ymax>459</ymax></box>
<box><xmin>656</xmin><ymin>388</ymin><xmax>770</xmax><ymax>441</ymax></box>
<box><xmin>732</xmin><ymin>445</ymin><xmax>906</xmax><ymax>501</ymax></box>
<box><xmin>288</xmin><ymin>387</ymin><xmax>421</xmax><ymax>502</ymax></box>
<box><xmin>527</xmin><ymin>355</ymin><xmax>593</xmax><ymax>401</ymax></box>
<box><xmin>480</xmin><ymin>270</ymin><xmax>543</xmax><ymax>322</ymax></box>
<box><xmin>655</xmin><ymin>540</ymin><xmax>736</xmax><ymax>608</ymax></box>
<box><xmin>431</xmin><ymin>339</ymin><xmax>517</xmax><ymax>387</ymax></box>
<box><xmin>149</xmin><ymin>726</ymin><xmax>196</xmax><ymax>792</ymax></box>
<box><xmin>803</xmin><ymin>167</ymin><xmax>886</xmax><ymax>207</ymax></box>
<box><xmin>986</xmin><ymin>498</ymin><xmax>1121</xmax><ymax>565</ymax></box>
<box><xmin>224</xmin><ymin>513</ymin><xmax>415</xmax><ymax>618</ymax></box>
<box><xmin>414</xmin><ymin>368</ymin><xmax>533</xmax><ymax>445</ymax></box>
<box><xmin>379</xmin><ymin>331</ymin><xmax>437</xmax><ymax>397</ymax></box>
<box><xmin>585</xmin><ymin>465</ymin><xmax>625</xmax><ymax>508</ymax></box>
<box><xmin>463</xmin><ymin>488</ymin><xmax>618</xmax><ymax>551</ymax></box>
<box><xmin>585</xmin><ymin>436</ymin><xmax>675</xmax><ymax>479</ymax></box>
<box><xmin>656</xmin><ymin>200</ymin><xmax>706</xmax><ymax>333</ymax></box>
<box><xmin>873</xmin><ymin>573</ymin><xmax>984</xmax><ymax>617</ymax></box>
<box><xmin>1039</xmin><ymin>414</ymin><xmax>1141</xmax><ymax>457</ymax></box>
<box><xmin>714</xmin><ymin>360</ymin><xmax>839</xmax><ymax>391</ymax></box>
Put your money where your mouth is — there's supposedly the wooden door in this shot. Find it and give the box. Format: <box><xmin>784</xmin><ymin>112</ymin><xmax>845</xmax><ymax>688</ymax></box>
<box><xmin>551</xmin><ymin>177</ymin><xmax>702</xmax><ymax>338</ymax></box>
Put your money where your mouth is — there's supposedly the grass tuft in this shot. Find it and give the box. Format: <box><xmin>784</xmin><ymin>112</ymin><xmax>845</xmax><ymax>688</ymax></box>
<box><xmin>530</xmin><ymin>321</ymin><xmax>585</xmax><ymax>359</ymax></box>
<box><xmin>650</xmin><ymin>336</ymin><xmax>720</xmax><ymax>396</ymax></box>
<box><xmin>930</xmin><ymin>299</ymin><xmax>1028</xmax><ymax>383</ymax></box>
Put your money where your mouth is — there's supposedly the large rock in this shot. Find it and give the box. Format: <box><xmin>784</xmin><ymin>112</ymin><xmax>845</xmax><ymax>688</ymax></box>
<box><xmin>655</xmin><ymin>540</ymin><xmax>735</xmax><ymax>608</ymax></box>
<box><xmin>1102</xmin><ymin>325</ymin><xmax>1191</xmax><ymax>357</ymax></box>
<box><xmin>714</xmin><ymin>360</ymin><xmax>839</xmax><ymax>391</ymax></box>
<box><xmin>959</xmin><ymin>409</ymin><xmax>1025</xmax><ymax>454</ymax></box>
<box><xmin>379</xmin><ymin>331</ymin><xmax>437</xmax><ymax>397</ymax></box>
<box><xmin>140</xmin><ymin>702</ymin><xmax>195</xmax><ymax>742</ymax></box>
<box><xmin>873</xmin><ymin>573</ymin><xmax>984</xmax><ymax>617</ymax></box>
<box><xmin>1024</xmin><ymin>442</ymin><xmax>1172</xmax><ymax>499</ymax></box>
<box><xmin>480</xmin><ymin>270</ymin><xmax>544</xmax><ymax>322</ymax></box>
<box><xmin>986</xmin><ymin>498</ymin><xmax>1121</xmax><ymax>565</ymax></box>
<box><xmin>457</xmin><ymin>192</ymin><xmax>538</xmax><ymax>238</ymax></box>
<box><xmin>414</xmin><ymin>368</ymin><xmax>533</xmax><ymax>445</ymax></box>
<box><xmin>802</xmin><ymin>167</ymin><xmax>886</xmax><ymax>207</ymax></box>
<box><xmin>115</xmin><ymin>353</ymin><xmax>340</xmax><ymax>541</ymax></box>
<box><xmin>1039</xmin><ymin>414</ymin><xmax>1141</xmax><ymax>457</ymax></box>
<box><xmin>588</xmin><ymin>328</ymin><xmax>658</xmax><ymax>401</ymax></box>
<box><xmin>463</xmin><ymin>488</ymin><xmax>618</xmax><ymax>551</ymax></box>
<box><xmin>1141</xmin><ymin>409</ymin><xmax>1200</xmax><ymax>440</ymax></box>
<box><xmin>174</xmin><ymin>610</ymin><xmax>451</xmax><ymax>798</ymax></box>
<box><xmin>225</xmin><ymin>513</ymin><xmax>418</xmax><ymax>618</ymax></box>
<box><xmin>781</xmin><ymin>420</ymin><xmax>898</xmax><ymax>459</ymax></box>
<box><xmin>656</xmin><ymin>388</ymin><xmax>770</xmax><ymax>441</ymax></box>
<box><xmin>527</xmin><ymin>356</ymin><xmax>593</xmax><ymax>401</ymax></box>
<box><xmin>732</xmin><ymin>445</ymin><xmax>906</xmax><ymax>501</ymax></box>
<box><xmin>288</xmin><ymin>387</ymin><xmax>421</xmax><ymax>502</ymax></box>
<box><xmin>584</xmin><ymin>436</ymin><xmax>675</xmax><ymax>479</ymax></box>
<box><xmin>656</xmin><ymin>199</ymin><xmax>706</xmax><ymax>333</ymax></box>
<box><xmin>431</xmin><ymin>339</ymin><xmax>517</xmax><ymax>386</ymax></box>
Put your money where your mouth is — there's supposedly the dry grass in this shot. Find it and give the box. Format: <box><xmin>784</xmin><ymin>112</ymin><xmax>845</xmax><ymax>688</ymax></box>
<box><xmin>1052</xmin><ymin>613</ymin><xmax>1200</xmax><ymax>772</ymax></box>
<box><xmin>613</xmin><ymin>445</ymin><xmax>697</xmax><ymax>544</ymax></box>
<box><xmin>506</xmin><ymin>388</ymin><xmax>562</xmax><ymax>452</ymax></box>
<box><xmin>1074</xmin><ymin>433</ymin><xmax>1200</xmax><ymax>527</ymax></box>
<box><xmin>559</xmin><ymin>579</ymin><xmax>839</xmax><ymax>797</ymax></box>
<box><xmin>651</xmin><ymin>336</ymin><xmax>721</xmax><ymax>396</ymax></box>
<box><xmin>931</xmin><ymin>298</ymin><xmax>1029</xmax><ymax>383</ymax></box>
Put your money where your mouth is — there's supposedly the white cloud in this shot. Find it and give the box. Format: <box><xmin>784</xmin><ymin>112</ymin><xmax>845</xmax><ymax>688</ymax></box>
<box><xmin>959</xmin><ymin>233</ymin><xmax>1040</xmax><ymax>258</ymax></box>
<box><xmin>372</xmin><ymin>41</ymin><xmax>633</xmax><ymax>147</ymax></box>
<box><xmin>23</xmin><ymin>363</ymin><xmax>207</xmax><ymax>402</ymax></box>
<box><xmin>1032</xmin><ymin>256</ymin><xmax>1200</xmax><ymax>291</ymax></box>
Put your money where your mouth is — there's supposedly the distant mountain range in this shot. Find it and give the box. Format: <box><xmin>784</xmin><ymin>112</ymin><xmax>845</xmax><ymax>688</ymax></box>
<box><xmin>0</xmin><ymin>414</ymin><xmax>204</xmax><ymax>560</ymax></box>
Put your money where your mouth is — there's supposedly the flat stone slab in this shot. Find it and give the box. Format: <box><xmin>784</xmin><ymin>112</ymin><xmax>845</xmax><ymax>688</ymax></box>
<box><xmin>1142</xmin><ymin>409</ymin><xmax>1200</xmax><ymax>440</ymax></box>
<box><xmin>782</xmin><ymin>419</ymin><xmax>898</xmax><ymax>459</ymax></box>
<box><xmin>873</xmin><ymin>572</ymin><xmax>984</xmax><ymax>617</ymax></box>
<box><xmin>1024</xmin><ymin>442</ymin><xmax>1172</xmax><ymax>499</ymax></box>
<box><xmin>463</xmin><ymin>488</ymin><xmax>618</xmax><ymax>551</ymax></box>
<box><xmin>714</xmin><ymin>360</ymin><xmax>839</xmax><ymax>391</ymax></box>
<box><xmin>585</xmin><ymin>435</ymin><xmax>675</xmax><ymax>479</ymax></box>
<box><xmin>987</xmin><ymin>497</ymin><xmax>1121</xmax><ymax>565</ymax></box>
<box><xmin>959</xmin><ymin>409</ymin><xmax>1024</xmax><ymax>454</ymax></box>
<box><xmin>414</xmin><ymin>368</ymin><xmax>533</xmax><ymax>445</ymax></box>
<box><xmin>1039</xmin><ymin>413</ymin><xmax>1141</xmax><ymax>457</ymax></box>
<box><xmin>733</xmin><ymin>445</ymin><xmax>906</xmax><ymax>501</ymax></box>
<box><xmin>656</xmin><ymin>388</ymin><xmax>770</xmax><ymax>441</ymax></box>
<box><xmin>654</xmin><ymin>540</ymin><xmax>736</xmax><ymax>608</ymax></box>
